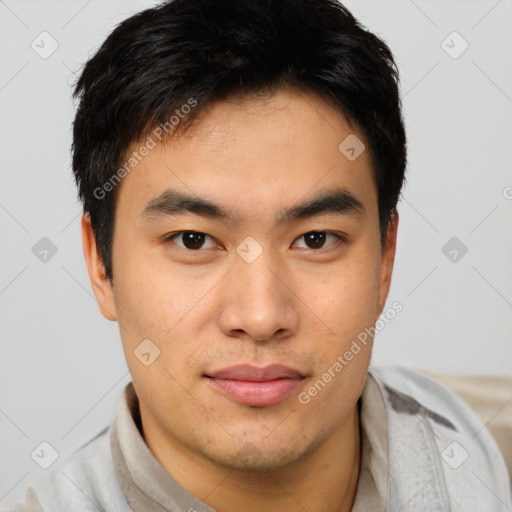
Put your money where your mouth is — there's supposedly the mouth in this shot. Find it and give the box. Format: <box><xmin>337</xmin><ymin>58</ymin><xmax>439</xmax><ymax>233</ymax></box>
<box><xmin>203</xmin><ymin>364</ymin><xmax>307</xmax><ymax>407</ymax></box>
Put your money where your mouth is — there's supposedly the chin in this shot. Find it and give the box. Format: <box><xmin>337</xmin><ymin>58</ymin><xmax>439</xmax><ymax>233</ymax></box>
<box><xmin>200</xmin><ymin>436</ymin><xmax>312</xmax><ymax>473</ymax></box>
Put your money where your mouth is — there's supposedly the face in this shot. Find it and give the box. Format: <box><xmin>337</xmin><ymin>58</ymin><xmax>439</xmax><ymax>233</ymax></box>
<box><xmin>83</xmin><ymin>89</ymin><xmax>397</xmax><ymax>472</ymax></box>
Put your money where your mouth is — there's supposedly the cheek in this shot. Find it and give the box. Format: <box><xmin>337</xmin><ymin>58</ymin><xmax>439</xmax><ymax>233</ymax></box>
<box><xmin>112</xmin><ymin>238</ymin><xmax>194</xmax><ymax>334</ymax></box>
<box><xmin>111</xmin><ymin>245</ymin><xmax>210</xmax><ymax>388</ymax></box>
<box><xmin>298</xmin><ymin>262</ymin><xmax>378</xmax><ymax>419</ymax></box>
<box><xmin>303</xmin><ymin>248</ymin><xmax>381</xmax><ymax>397</ymax></box>
<box><xmin>316</xmin><ymin>253</ymin><xmax>381</xmax><ymax>332</ymax></box>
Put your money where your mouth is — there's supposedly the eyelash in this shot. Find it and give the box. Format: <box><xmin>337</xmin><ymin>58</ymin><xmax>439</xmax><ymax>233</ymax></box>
<box><xmin>162</xmin><ymin>230</ymin><xmax>347</xmax><ymax>253</ymax></box>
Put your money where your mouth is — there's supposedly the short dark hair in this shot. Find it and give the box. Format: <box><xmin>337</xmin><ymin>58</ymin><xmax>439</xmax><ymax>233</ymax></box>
<box><xmin>72</xmin><ymin>0</ymin><xmax>407</xmax><ymax>282</ymax></box>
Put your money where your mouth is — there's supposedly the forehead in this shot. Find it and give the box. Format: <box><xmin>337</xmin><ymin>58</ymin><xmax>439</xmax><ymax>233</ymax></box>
<box><xmin>115</xmin><ymin>89</ymin><xmax>377</xmax><ymax>223</ymax></box>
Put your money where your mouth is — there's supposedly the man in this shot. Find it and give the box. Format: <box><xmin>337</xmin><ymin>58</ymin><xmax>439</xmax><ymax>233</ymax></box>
<box><xmin>5</xmin><ymin>0</ymin><xmax>510</xmax><ymax>510</ymax></box>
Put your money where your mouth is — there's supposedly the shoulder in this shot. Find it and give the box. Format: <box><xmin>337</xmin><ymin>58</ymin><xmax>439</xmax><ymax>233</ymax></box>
<box><xmin>370</xmin><ymin>364</ymin><xmax>482</xmax><ymax>423</ymax></box>
<box><xmin>371</xmin><ymin>364</ymin><xmax>508</xmax><ymax>441</ymax></box>
<box><xmin>369</xmin><ymin>365</ymin><xmax>512</xmax><ymax>510</ymax></box>
<box><xmin>1</xmin><ymin>426</ymin><xmax>129</xmax><ymax>512</ymax></box>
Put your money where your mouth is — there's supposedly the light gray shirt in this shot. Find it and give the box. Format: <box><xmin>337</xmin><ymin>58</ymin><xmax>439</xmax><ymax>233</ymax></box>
<box><xmin>4</xmin><ymin>366</ymin><xmax>511</xmax><ymax>511</ymax></box>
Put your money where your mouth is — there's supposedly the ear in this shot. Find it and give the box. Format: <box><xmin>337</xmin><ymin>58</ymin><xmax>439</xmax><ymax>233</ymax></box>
<box><xmin>81</xmin><ymin>212</ymin><xmax>118</xmax><ymax>321</ymax></box>
<box><xmin>377</xmin><ymin>210</ymin><xmax>399</xmax><ymax>316</ymax></box>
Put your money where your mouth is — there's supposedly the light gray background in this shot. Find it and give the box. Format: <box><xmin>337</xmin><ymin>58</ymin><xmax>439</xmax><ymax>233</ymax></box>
<box><xmin>1</xmin><ymin>0</ymin><xmax>511</xmax><ymax>507</ymax></box>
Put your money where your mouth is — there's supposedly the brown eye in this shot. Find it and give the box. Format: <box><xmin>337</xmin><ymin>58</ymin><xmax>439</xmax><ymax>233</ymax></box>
<box><xmin>165</xmin><ymin>231</ymin><xmax>217</xmax><ymax>251</ymax></box>
<box><xmin>294</xmin><ymin>231</ymin><xmax>344</xmax><ymax>250</ymax></box>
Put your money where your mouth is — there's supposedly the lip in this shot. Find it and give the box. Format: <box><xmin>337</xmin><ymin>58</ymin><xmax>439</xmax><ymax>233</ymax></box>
<box><xmin>204</xmin><ymin>364</ymin><xmax>306</xmax><ymax>407</ymax></box>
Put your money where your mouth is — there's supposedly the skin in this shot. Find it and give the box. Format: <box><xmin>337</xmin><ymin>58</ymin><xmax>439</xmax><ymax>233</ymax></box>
<box><xmin>82</xmin><ymin>88</ymin><xmax>398</xmax><ymax>512</ymax></box>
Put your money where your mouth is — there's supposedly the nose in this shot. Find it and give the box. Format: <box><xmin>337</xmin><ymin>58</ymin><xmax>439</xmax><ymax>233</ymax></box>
<box><xmin>217</xmin><ymin>249</ymin><xmax>300</xmax><ymax>344</ymax></box>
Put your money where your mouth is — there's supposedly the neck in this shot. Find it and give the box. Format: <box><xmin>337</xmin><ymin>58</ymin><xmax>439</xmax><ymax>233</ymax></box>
<box><xmin>142</xmin><ymin>405</ymin><xmax>362</xmax><ymax>512</ymax></box>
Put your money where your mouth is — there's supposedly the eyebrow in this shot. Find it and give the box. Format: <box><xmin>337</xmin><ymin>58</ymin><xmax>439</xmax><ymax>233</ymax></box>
<box><xmin>141</xmin><ymin>186</ymin><xmax>366</xmax><ymax>226</ymax></box>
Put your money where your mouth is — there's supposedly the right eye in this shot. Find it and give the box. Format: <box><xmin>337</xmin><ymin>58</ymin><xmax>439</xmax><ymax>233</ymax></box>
<box><xmin>163</xmin><ymin>231</ymin><xmax>219</xmax><ymax>251</ymax></box>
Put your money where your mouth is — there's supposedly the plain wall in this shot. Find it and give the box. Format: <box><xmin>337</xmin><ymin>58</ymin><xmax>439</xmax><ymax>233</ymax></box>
<box><xmin>1</xmin><ymin>0</ymin><xmax>511</xmax><ymax>507</ymax></box>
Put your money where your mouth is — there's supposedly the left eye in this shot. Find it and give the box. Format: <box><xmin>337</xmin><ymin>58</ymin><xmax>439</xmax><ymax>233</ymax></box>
<box><xmin>294</xmin><ymin>231</ymin><xmax>344</xmax><ymax>250</ymax></box>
